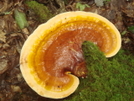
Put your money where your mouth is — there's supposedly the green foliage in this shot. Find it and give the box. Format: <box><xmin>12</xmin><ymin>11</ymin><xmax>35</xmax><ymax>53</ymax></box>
<box><xmin>25</xmin><ymin>1</ymin><xmax>52</xmax><ymax>22</ymax></box>
<box><xmin>76</xmin><ymin>2</ymin><xmax>90</xmax><ymax>11</ymax></box>
<box><xmin>128</xmin><ymin>26</ymin><xmax>134</xmax><ymax>33</ymax></box>
<box><xmin>104</xmin><ymin>0</ymin><xmax>111</xmax><ymax>2</ymax></box>
<box><xmin>103</xmin><ymin>0</ymin><xmax>111</xmax><ymax>5</ymax></box>
<box><xmin>121</xmin><ymin>30</ymin><xmax>127</xmax><ymax>35</ymax></box>
<box><xmin>64</xmin><ymin>41</ymin><xmax>134</xmax><ymax>101</ymax></box>
<box><xmin>14</xmin><ymin>9</ymin><xmax>28</xmax><ymax>29</ymax></box>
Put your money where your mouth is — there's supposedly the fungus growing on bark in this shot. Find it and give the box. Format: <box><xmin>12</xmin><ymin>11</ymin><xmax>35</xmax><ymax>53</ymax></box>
<box><xmin>20</xmin><ymin>11</ymin><xmax>121</xmax><ymax>99</ymax></box>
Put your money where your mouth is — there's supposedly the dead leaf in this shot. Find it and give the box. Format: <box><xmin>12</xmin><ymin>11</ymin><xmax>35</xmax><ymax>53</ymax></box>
<box><xmin>122</xmin><ymin>2</ymin><xmax>134</xmax><ymax>18</ymax></box>
<box><xmin>0</xmin><ymin>59</ymin><xmax>8</xmax><ymax>74</ymax></box>
<box><xmin>0</xmin><ymin>30</ymin><xmax>6</xmax><ymax>43</ymax></box>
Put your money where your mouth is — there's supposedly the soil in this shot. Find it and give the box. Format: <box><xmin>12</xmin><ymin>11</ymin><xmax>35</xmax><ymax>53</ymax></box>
<box><xmin>0</xmin><ymin>0</ymin><xmax>134</xmax><ymax>101</ymax></box>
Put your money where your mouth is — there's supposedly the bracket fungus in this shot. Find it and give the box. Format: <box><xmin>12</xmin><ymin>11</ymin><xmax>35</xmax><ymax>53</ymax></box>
<box><xmin>20</xmin><ymin>11</ymin><xmax>121</xmax><ymax>99</ymax></box>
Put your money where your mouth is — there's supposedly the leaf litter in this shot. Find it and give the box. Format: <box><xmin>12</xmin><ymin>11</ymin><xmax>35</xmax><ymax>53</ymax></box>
<box><xmin>0</xmin><ymin>0</ymin><xmax>134</xmax><ymax>101</ymax></box>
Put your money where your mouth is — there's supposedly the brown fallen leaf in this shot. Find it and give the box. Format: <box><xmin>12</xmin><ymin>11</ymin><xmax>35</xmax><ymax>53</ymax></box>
<box><xmin>0</xmin><ymin>59</ymin><xmax>8</xmax><ymax>74</ymax></box>
<box><xmin>0</xmin><ymin>30</ymin><xmax>6</xmax><ymax>43</ymax></box>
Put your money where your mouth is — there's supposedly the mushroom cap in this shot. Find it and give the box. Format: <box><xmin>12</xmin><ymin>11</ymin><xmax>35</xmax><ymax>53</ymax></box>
<box><xmin>20</xmin><ymin>11</ymin><xmax>121</xmax><ymax>99</ymax></box>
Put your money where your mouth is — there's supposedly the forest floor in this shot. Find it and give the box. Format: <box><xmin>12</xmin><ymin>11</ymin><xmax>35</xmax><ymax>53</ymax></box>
<box><xmin>0</xmin><ymin>0</ymin><xmax>134</xmax><ymax>101</ymax></box>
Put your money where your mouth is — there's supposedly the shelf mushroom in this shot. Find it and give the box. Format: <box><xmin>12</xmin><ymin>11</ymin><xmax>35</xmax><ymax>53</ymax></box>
<box><xmin>20</xmin><ymin>11</ymin><xmax>121</xmax><ymax>99</ymax></box>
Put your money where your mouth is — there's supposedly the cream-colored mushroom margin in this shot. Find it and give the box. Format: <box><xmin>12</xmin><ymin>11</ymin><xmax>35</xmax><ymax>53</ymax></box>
<box><xmin>20</xmin><ymin>11</ymin><xmax>121</xmax><ymax>99</ymax></box>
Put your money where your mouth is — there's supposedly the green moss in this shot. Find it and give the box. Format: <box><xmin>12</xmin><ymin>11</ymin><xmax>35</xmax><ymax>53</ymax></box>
<box><xmin>25</xmin><ymin>1</ymin><xmax>52</xmax><ymax>22</ymax></box>
<box><xmin>64</xmin><ymin>41</ymin><xmax>134</xmax><ymax>101</ymax></box>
